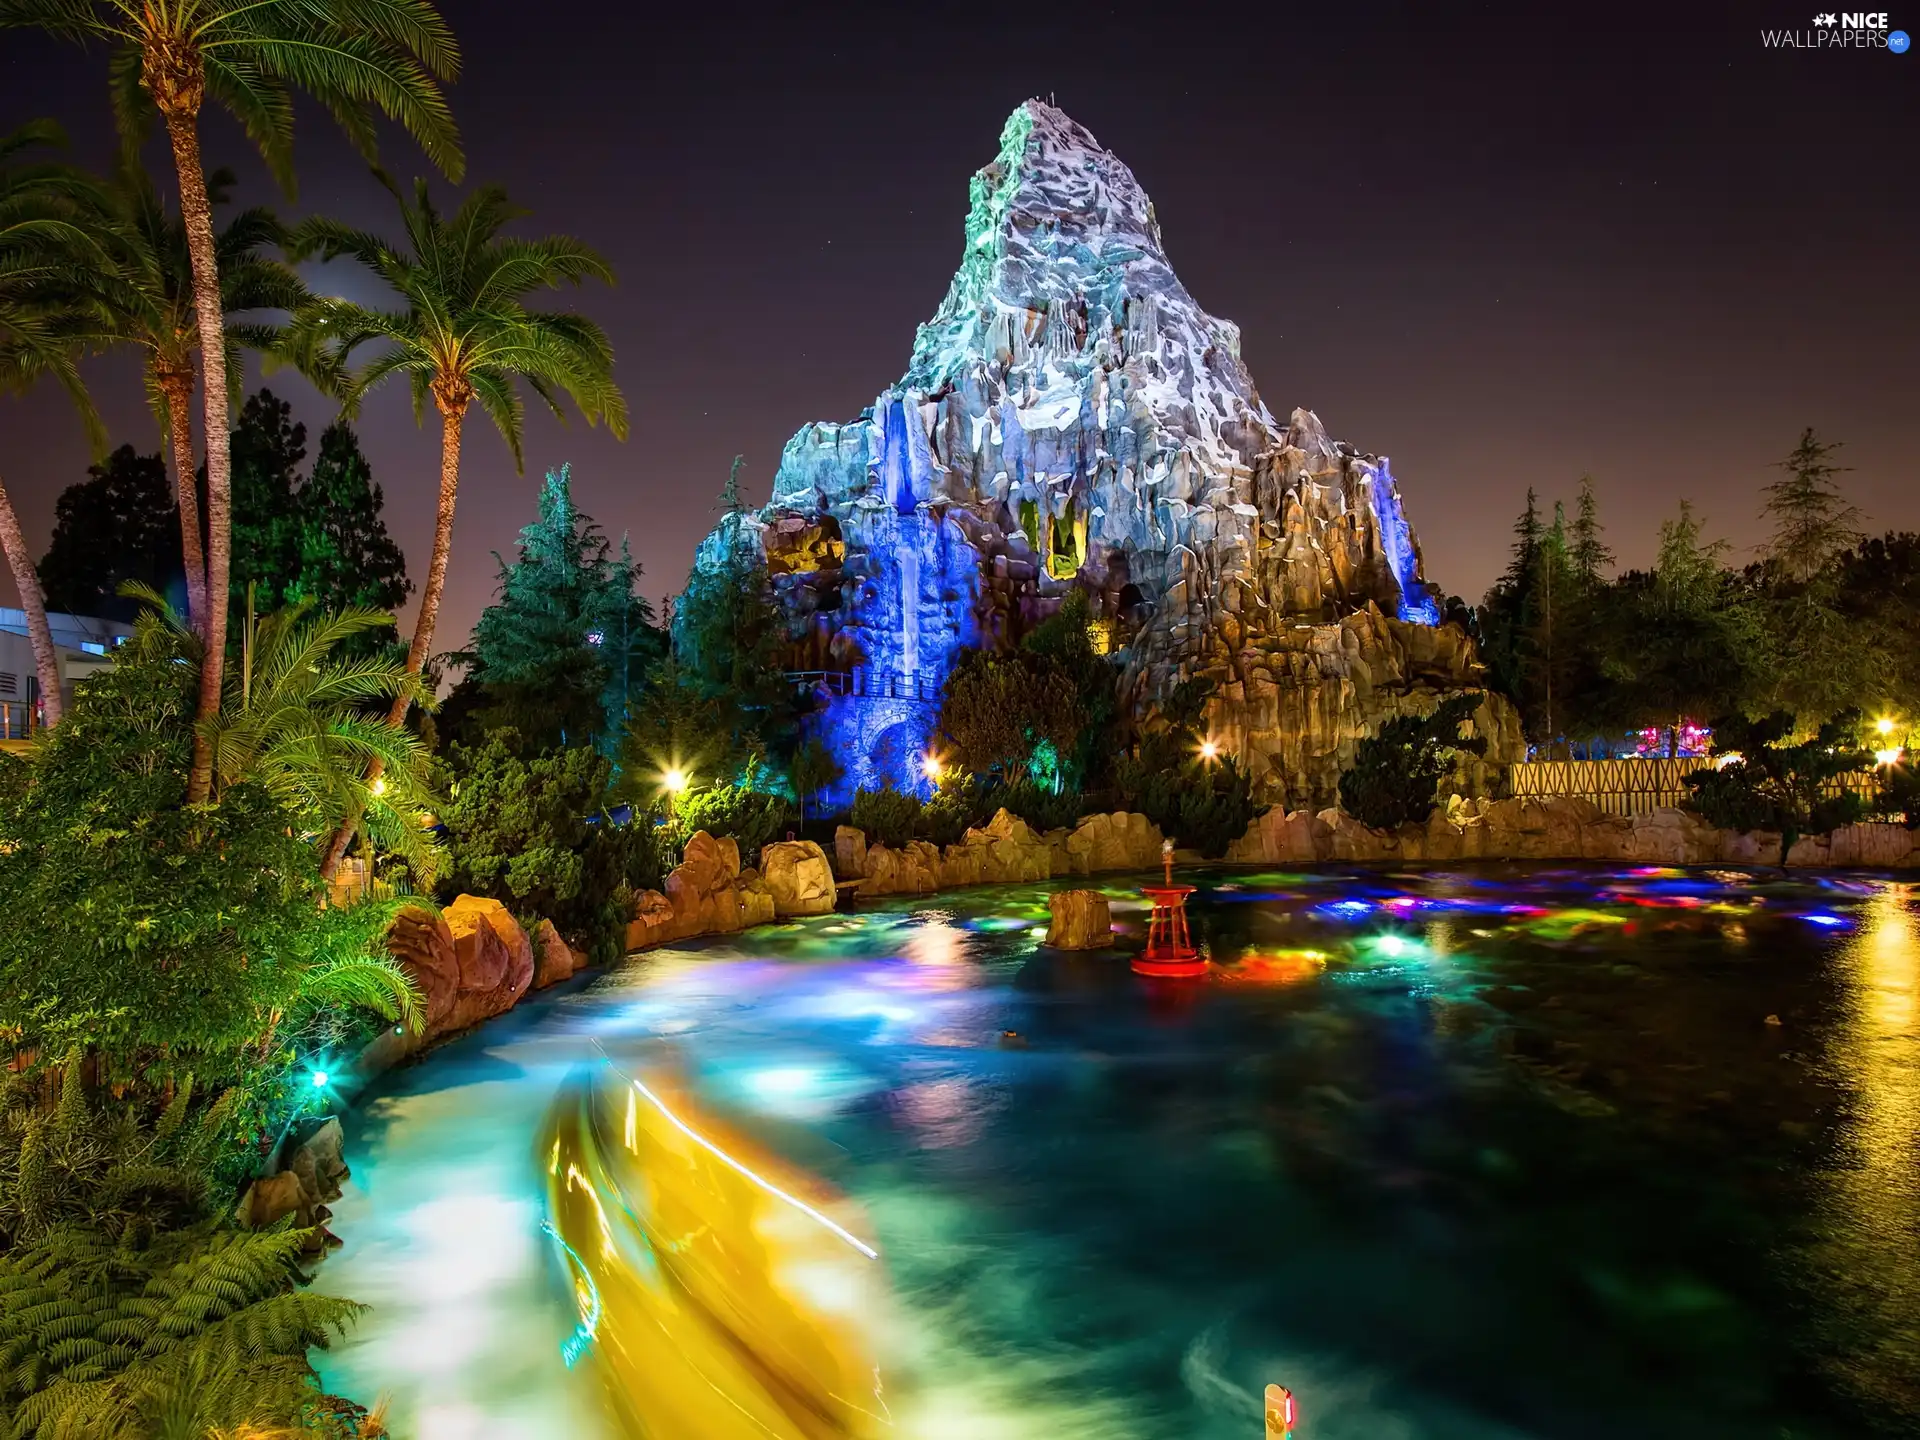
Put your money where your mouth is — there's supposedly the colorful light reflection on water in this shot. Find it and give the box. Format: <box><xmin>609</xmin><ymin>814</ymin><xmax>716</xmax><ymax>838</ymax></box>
<box><xmin>315</xmin><ymin>866</ymin><xmax>1920</xmax><ymax>1439</ymax></box>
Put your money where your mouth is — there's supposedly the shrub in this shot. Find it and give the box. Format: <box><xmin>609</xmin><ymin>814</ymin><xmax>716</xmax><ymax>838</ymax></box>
<box><xmin>1117</xmin><ymin>745</ymin><xmax>1267</xmax><ymax>859</ymax></box>
<box><xmin>921</xmin><ymin>773</ymin><xmax>996</xmax><ymax>847</ymax></box>
<box><xmin>439</xmin><ymin>731</ymin><xmax>659</xmax><ymax>964</ymax></box>
<box><xmin>939</xmin><ymin>648</ymin><xmax>1084</xmax><ymax>780</ymax></box>
<box><xmin>1879</xmin><ymin>761</ymin><xmax>1920</xmax><ymax>826</ymax></box>
<box><xmin>995</xmin><ymin>777</ymin><xmax>1089</xmax><ymax>834</ymax></box>
<box><xmin>1686</xmin><ymin>710</ymin><xmax>1873</xmax><ymax>862</ymax></box>
<box><xmin>851</xmin><ymin>786</ymin><xmax>922</xmax><ymax>849</ymax></box>
<box><xmin>0</xmin><ymin>647</ymin><xmax>416</xmax><ymax>1097</ymax></box>
<box><xmin>1338</xmin><ymin>695</ymin><xmax>1488</xmax><ymax>830</ymax></box>
<box><xmin>668</xmin><ymin>762</ymin><xmax>792</xmax><ymax>862</ymax></box>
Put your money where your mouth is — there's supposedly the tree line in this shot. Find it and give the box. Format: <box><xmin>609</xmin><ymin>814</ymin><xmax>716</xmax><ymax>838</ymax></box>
<box><xmin>1471</xmin><ymin>430</ymin><xmax>1917</xmax><ymax>756</ymax></box>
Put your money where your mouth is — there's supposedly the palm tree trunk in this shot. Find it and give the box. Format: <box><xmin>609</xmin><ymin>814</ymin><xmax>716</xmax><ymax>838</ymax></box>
<box><xmin>319</xmin><ymin>402</ymin><xmax>465</xmax><ymax>881</ymax></box>
<box><xmin>162</xmin><ymin>108</ymin><xmax>233</xmax><ymax>804</ymax></box>
<box><xmin>0</xmin><ymin>474</ymin><xmax>62</xmax><ymax>729</ymax></box>
<box><xmin>159</xmin><ymin>372</ymin><xmax>209</xmax><ymax>634</ymax></box>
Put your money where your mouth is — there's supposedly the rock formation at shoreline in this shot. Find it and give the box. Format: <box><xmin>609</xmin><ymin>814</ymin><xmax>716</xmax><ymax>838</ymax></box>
<box><xmin>694</xmin><ymin>99</ymin><xmax>1522</xmax><ymax>807</ymax></box>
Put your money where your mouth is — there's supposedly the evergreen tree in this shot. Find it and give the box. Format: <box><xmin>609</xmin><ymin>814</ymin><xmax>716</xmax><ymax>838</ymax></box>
<box><xmin>36</xmin><ymin>445</ymin><xmax>184</xmax><ymax>620</ymax></box>
<box><xmin>463</xmin><ymin>465</ymin><xmax>661</xmax><ymax>754</ymax></box>
<box><xmin>664</xmin><ymin>459</ymin><xmax>794</xmax><ymax>770</ymax></box>
<box><xmin>1569</xmin><ymin>475</ymin><xmax>1613</xmax><ymax>585</ymax></box>
<box><xmin>288</xmin><ymin>421</ymin><xmax>411</xmax><ymax>616</ymax></box>
<box><xmin>1762</xmin><ymin>428</ymin><xmax>1862</xmax><ymax>585</ymax></box>
<box><xmin>225</xmin><ymin>388</ymin><xmax>307</xmax><ymax>617</ymax></box>
<box><xmin>1607</xmin><ymin>500</ymin><xmax>1759</xmax><ymax>753</ymax></box>
<box><xmin>1477</xmin><ymin>487</ymin><xmax>1544</xmax><ymax>730</ymax></box>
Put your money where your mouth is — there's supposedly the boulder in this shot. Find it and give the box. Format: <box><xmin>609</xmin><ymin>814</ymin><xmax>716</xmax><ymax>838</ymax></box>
<box><xmin>283</xmin><ymin>1116</ymin><xmax>349</xmax><ymax>1204</ymax></box>
<box><xmin>863</xmin><ymin>840</ymin><xmax>940</xmax><ymax>896</ymax></box>
<box><xmin>761</xmin><ymin>840</ymin><xmax>837</xmax><ymax>916</ymax></box>
<box><xmin>1045</xmin><ymin>890</ymin><xmax>1113</xmax><ymax>949</ymax></box>
<box><xmin>531</xmin><ymin>919</ymin><xmax>578</xmax><ymax>989</ymax></box>
<box><xmin>738</xmin><ymin>870</ymin><xmax>778</xmax><ymax>927</ymax></box>
<box><xmin>442</xmin><ymin>895</ymin><xmax>536</xmax><ymax>1032</ymax></box>
<box><xmin>939</xmin><ymin>843</ymin><xmax>983</xmax><ymax>888</ymax></box>
<box><xmin>386</xmin><ymin>905</ymin><xmax>460</xmax><ymax>1033</ymax></box>
<box><xmin>834</xmin><ymin>825</ymin><xmax>868</xmax><ymax>880</ymax></box>
<box><xmin>626</xmin><ymin>888</ymin><xmax>681</xmax><ymax>951</ymax></box>
<box><xmin>236</xmin><ymin>1169</ymin><xmax>311</xmax><ymax>1230</ymax></box>
<box><xmin>964</xmin><ymin>809</ymin><xmax>1054</xmax><ymax>883</ymax></box>
<box><xmin>1825</xmin><ymin>823</ymin><xmax>1916</xmax><ymax>867</ymax></box>
<box><xmin>667</xmin><ymin>838</ymin><xmax>746</xmax><ymax>936</ymax></box>
<box><xmin>683</xmin><ymin>829</ymin><xmax>742</xmax><ymax>883</ymax></box>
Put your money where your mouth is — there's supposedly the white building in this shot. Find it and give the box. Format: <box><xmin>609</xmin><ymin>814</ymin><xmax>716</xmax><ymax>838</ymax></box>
<box><xmin>0</xmin><ymin>608</ymin><xmax>135</xmax><ymax>739</ymax></box>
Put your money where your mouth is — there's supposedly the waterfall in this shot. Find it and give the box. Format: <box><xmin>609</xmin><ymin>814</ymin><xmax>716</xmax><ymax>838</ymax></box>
<box><xmin>1371</xmin><ymin>463</ymin><xmax>1440</xmax><ymax>624</ymax></box>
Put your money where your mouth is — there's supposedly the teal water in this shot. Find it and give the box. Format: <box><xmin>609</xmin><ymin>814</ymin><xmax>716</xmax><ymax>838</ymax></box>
<box><xmin>316</xmin><ymin>866</ymin><xmax>1920</xmax><ymax>1439</ymax></box>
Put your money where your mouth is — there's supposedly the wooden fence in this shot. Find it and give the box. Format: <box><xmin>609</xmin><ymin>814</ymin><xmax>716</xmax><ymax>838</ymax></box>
<box><xmin>1507</xmin><ymin>757</ymin><xmax>1878</xmax><ymax>817</ymax></box>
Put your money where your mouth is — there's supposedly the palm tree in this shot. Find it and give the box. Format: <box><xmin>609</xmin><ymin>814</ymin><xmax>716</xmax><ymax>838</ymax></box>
<box><xmin>123</xmin><ymin>584</ymin><xmax>441</xmax><ymax>879</ymax></box>
<box><xmin>88</xmin><ymin>169</ymin><xmax>307</xmax><ymax>634</ymax></box>
<box><xmin>0</xmin><ymin>121</ymin><xmax>111</xmax><ymax>731</ymax></box>
<box><xmin>1</xmin><ymin>0</ymin><xmax>463</xmax><ymax>801</ymax></box>
<box><xmin>290</xmin><ymin>176</ymin><xmax>627</xmax><ymax>874</ymax></box>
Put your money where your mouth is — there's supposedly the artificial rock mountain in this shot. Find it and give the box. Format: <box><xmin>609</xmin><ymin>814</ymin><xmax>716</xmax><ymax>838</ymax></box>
<box><xmin>697</xmin><ymin>100</ymin><xmax>1522</xmax><ymax>804</ymax></box>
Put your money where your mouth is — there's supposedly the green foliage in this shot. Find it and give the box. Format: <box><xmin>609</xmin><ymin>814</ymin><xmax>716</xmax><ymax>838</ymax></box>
<box><xmin>787</xmin><ymin>737</ymin><xmax>842</xmax><ymax>823</ymax></box>
<box><xmin>1019</xmin><ymin>590</ymin><xmax>1120</xmax><ymax>788</ymax></box>
<box><xmin>1877</xmin><ymin>760</ymin><xmax>1920</xmax><ymax>828</ymax></box>
<box><xmin>920</xmin><ymin>774</ymin><xmax>994</xmax><ymax>847</ymax></box>
<box><xmin>0</xmin><ymin>631</ymin><xmax>421</xmax><ymax>1090</ymax></box>
<box><xmin>850</xmin><ymin>786</ymin><xmax>922</xmax><ymax>850</ymax></box>
<box><xmin>289</xmin><ymin>175</ymin><xmax>625</xmax><ymax>471</ymax></box>
<box><xmin>1115</xmin><ymin>742</ymin><xmax>1265</xmax><ymax>859</ymax></box>
<box><xmin>460</xmin><ymin>465</ymin><xmax>660</xmax><ymax>755</ymax></box>
<box><xmin>666</xmin><ymin>762</ymin><xmax>791</xmax><ymax>862</ymax></box>
<box><xmin>224</xmin><ymin>393</ymin><xmax>411</xmax><ymax>644</ymax></box>
<box><xmin>35</xmin><ymin>445</ymin><xmax>182</xmax><ymax>620</ymax></box>
<box><xmin>617</xmin><ymin>658</ymin><xmax>748</xmax><ymax>797</ymax></box>
<box><xmin>1338</xmin><ymin>694</ymin><xmax>1489</xmax><ymax>831</ymax></box>
<box><xmin>664</xmin><ymin>466</ymin><xmax>794</xmax><ymax>768</ymax></box>
<box><xmin>938</xmin><ymin>646</ymin><xmax>1084</xmax><ymax>782</ymax></box>
<box><xmin>438</xmin><ymin>730</ymin><xmax>659</xmax><ymax>964</ymax></box>
<box><xmin>1687</xmin><ymin>710</ymin><xmax>1873</xmax><ymax>861</ymax></box>
<box><xmin>286</xmin><ymin>421</ymin><xmax>411</xmax><ymax>619</ymax></box>
<box><xmin>993</xmin><ymin>777</ymin><xmax>1089</xmax><ymax>835</ymax></box>
<box><xmin>1763</xmin><ymin>428</ymin><xmax>1861</xmax><ymax>586</ymax></box>
<box><xmin>0</xmin><ymin>1221</ymin><xmax>368</xmax><ymax>1439</ymax></box>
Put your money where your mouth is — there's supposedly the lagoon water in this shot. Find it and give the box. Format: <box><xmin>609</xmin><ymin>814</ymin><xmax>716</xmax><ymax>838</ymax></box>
<box><xmin>315</xmin><ymin>866</ymin><xmax>1920</xmax><ymax>1439</ymax></box>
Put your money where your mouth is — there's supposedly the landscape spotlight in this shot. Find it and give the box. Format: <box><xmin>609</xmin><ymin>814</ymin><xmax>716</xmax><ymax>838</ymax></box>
<box><xmin>310</xmin><ymin>1070</ymin><xmax>330</xmax><ymax>1089</ymax></box>
<box><xmin>370</xmin><ymin>776</ymin><xmax>387</xmax><ymax>797</ymax></box>
<box><xmin>1876</xmin><ymin>716</ymin><xmax>1898</xmax><ymax>736</ymax></box>
<box><xmin>1199</xmin><ymin>740</ymin><xmax>1219</xmax><ymax>761</ymax></box>
<box><xmin>663</xmin><ymin>767</ymin><xmax>689</xmax><ymax>795</ymax></box>
<box><xmin>922</xmin><ymin>753</ymin><xmax>943</xmax><ymax>782</ymax></box>
<box><xmin>1875</xmin><ymin>747</ymin><xmax>1904</xmax><ymax>768</ymax></box>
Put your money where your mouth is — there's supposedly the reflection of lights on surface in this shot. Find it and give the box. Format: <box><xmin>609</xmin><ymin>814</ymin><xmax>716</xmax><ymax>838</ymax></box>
<box><xmin>543</xmin><ymin>1220</ymin><xmax>602</xmax><ymax>1368</ymax></box>
<box><xmin>1805</xmin><ymin>913</ymin><xmax>1851</xmax><ymax>929</ymax></box>
<box><xmin>630</xmin><ymin>1079</ymin><xmax>878</xmax><ymax>1260</ymax></box>
<box><xmin>1324</xmin><ymin>900</ymin><xmax>1372</xmax><ymax>918</ymax></box>
<box><xmin>1875</xmin><ymin>747</ymin><xmax>1904</xmax><ymax>767</ymax></box>
<box><xmin>746</xmin><ymin>1066</ymin><xmax>821</xmax><ymax>1098</ymax></box>
<box><xmin>1375</xmin><ymin>935</ymin><xmax>1409</xmax><ymax>957</ymax></box>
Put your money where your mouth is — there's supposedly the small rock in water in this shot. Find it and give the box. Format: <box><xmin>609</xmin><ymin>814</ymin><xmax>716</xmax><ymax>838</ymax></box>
<box><xmin>999</xmin><ymin>1030</ymin><xmax>1028</xmax><ymax>1049</ymax></box>
<box><xmin>1764</xmin><ymin>1014</ymin><xmax>1783</xmax><ymax>1027</ymax></box>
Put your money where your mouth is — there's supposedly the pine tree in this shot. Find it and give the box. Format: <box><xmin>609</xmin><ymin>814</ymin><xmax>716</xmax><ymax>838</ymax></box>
<box><xmin>288</xmin><ymin>421</ymin><xmax>410</xmax><ymax>617</ymax></box>
<box><xmin>36</xmin><ymin>447</ymin><xmax>184</xmax><ymax>620</ymax></box>
<box><xmin>463</xmin><ymin>465</ymin><xmax>661</xmax><ymax>754</ymax></box>
<box><xmin>1503</xmin><ymin>486</ymin><xmax>1541</xmax><ymax>591</ymax></box>
<box><xmin>1569</xmin><ymin>475</ymin><xmax>1613</xmax><ymax>586</ymax></box>
<box><xmin>225</xmin><ymin>389</ymin><xmax>307</xmax><ymax>618</ymax></box>
<box><xmin>1762</xmin><ymin>428</ymin><xmax>1862</xmax><ymax>586</ymax></box>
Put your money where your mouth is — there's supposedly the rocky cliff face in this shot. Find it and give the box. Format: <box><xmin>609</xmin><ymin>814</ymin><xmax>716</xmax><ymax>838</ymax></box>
<box><xmin>701</xmin><ymin>100</ymin><xmax>1519</xmax><ymax>803</ymax></box>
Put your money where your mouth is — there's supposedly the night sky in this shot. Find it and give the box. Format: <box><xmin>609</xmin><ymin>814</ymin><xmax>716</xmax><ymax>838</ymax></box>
<box><xmin>1</xmin><ymin>2</ymin><xmax>1915</xmax><ymax>651</ymax></box>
